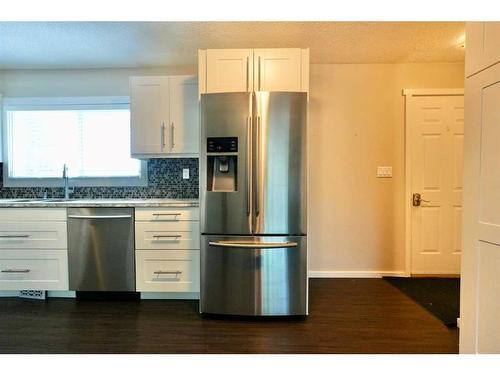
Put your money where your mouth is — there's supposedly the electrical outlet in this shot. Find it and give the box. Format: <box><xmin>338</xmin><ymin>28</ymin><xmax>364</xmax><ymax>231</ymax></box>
<box><xmin>182</xmin><ymin>168</ymin><xmax>190</xmax><ymax>179</ymax></box>
<box><xmin>377</xmin><ymin>166</ymin><xmax>392</xmax><ymax>178</ymax></box>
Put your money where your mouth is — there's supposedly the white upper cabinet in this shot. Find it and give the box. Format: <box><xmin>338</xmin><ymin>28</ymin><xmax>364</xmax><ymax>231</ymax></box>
<box><xmin>130</xmin><ymin>75</ymin><xmax>199</xmax><ymax>158</ymax></box>
<box><xmin>169</xmin><ymin>76</ymin><xmax>200</xmax><ymax>155</ymax></box>
<box><xmin>130</xmin><ymin>76</ymin><xmax>170</xmax><ymax>156</ymax></box>
<box><xmin>205</xmin><ymin>49</ymin><xmax>254</xmax><ymax>93</ymax></box>
<box><xmin>199</xmin><ymin>48</ymin><xmax>309</xmax><ymax>95</ymax></box>
<box><xmin>254</xmin><ymin>48</ymin><xmax>303</xmax><ymax>92</ymax></box>
<box><xmin>465</xmin><ymin>22</ymin><xmax>500</xmax><ymax>77</ymax></box>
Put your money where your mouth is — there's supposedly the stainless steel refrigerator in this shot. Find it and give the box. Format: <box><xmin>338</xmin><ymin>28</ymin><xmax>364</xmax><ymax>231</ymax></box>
<box><xmin>200</xmin><ymin>91</ymin><xmax>307</xmax><ymax>316</ymax></box>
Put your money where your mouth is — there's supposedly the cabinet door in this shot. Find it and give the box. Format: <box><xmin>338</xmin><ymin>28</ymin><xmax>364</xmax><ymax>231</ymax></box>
<box><xmin>254</xmin><ymin>48</ymin><xmax>303</xmax><ymax>92</ymax></box>
<box><xmin>466</xmin><ymin>22</ymin><xmax>500</xmax><ymax>77</ymax></box>
<box><xmin>206</xmin><ymin>49</ymin><xmax>253</xmax><ymax>93</ymax></box>
<box><xmin>168</xmin><ymin>75</ymin><xmax>200</xmax><ymax>155</ymax></box>
<box><xmin>130</xmin><ymin>76</ymin><xmax>170</xmax><ymax>156</ymax></box>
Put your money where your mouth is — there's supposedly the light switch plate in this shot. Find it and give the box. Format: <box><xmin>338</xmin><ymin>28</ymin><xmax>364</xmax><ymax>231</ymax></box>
<box><xmin>182</xmin><ymin>168</ymin><xmax>190</xmax><ymax>179</ymax></box>
<box><xmin>377</xmin><ymin>166</ymin><xmax>392</xmax><ymax>178</ymax></box>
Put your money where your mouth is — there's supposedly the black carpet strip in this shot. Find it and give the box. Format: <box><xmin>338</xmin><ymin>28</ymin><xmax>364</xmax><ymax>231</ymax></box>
<box><xmin>383</xmin><ymin>277</ymin><xmax>460</xmax><ymax>327</ymax></box>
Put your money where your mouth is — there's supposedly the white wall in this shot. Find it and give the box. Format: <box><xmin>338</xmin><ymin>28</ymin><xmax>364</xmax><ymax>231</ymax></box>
<box><xmin>0</xmin><ymin>63</ymin><xmax>465</xmax><ymax>276</ymax></box>
<box><xmin>308</xmin><ymin>63</ymin><xmax>465</xmax><ymax>276</ymax></box>
<box><xmin>0</xmin><ymin>66</ymin><xmax>196</xmax><ymax>97</ymax></box>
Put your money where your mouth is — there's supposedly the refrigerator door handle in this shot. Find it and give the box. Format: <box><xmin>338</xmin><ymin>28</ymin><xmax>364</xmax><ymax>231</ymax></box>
<box><xmin>246</xmin><ymin>116</ymin><xmax>252</xmax><ymax>216</ymax></box>
<box><xmin>208</xmin><ymin>241</ymin><xmax>298</xmax><ymax>249</ymax></box>
<box><xmin>255</xmin><ymin>115</ymin><xmax>261</xmax><ymax>216</ymax></box>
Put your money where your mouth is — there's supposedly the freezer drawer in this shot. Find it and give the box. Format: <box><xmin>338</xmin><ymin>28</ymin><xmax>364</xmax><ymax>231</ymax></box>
<box><xmin>200</xmin><ymin>235</ymin><xmax>307</xmax><ymax>316</ymax></box>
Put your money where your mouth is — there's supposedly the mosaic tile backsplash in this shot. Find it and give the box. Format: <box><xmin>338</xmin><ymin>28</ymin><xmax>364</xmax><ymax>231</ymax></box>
<box><xmin>0</xmin><ymin>159</ymin><xmax>199</xmax><ymax>199</ymax></box>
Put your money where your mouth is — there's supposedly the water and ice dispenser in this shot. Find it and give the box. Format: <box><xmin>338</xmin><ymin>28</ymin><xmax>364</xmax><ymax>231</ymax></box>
<box><xmin>206</xmin><ymin>137</ymin><xmax>238</xmax><ymax>192</ymax></box>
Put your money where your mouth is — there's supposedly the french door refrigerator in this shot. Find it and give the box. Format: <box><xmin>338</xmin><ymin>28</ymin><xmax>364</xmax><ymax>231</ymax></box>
<box><xmin>200</xmin><ymin>91</ymin><xmax>307</xmax><ymax>316</ymax></box>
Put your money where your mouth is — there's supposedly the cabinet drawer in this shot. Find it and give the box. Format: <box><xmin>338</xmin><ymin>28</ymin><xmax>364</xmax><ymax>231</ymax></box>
<box><xmin>135</xmin><ymin>221</ymin><xmax>200</xmax><ymax>250</ymax></box>
<box><xmin>136</xmin><ymin>250</ymin><xmax>199</xmax><ymax>292</ymax></box>
<box><xmin>0</xmin><ymin>208</ymin><xmax>67</xmax><ymax>222</ymax></box>
<box><xmin>0</xmin><ymin>250</ymin><xmax>68</xmax><ymax>290</ymax></box>
<box><xmin>0</xmin><ymin>222</ymin><xmax>67</xmax><ymax>249</ymax></box>
<box><xmin>135</xmin><ymin>207</ymin><xmax>199</xmax><ymax>222</ymax></box>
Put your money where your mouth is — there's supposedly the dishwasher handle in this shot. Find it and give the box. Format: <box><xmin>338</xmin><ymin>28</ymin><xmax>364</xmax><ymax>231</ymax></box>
<box><xmin>68</xmin><ymin>215</ymin><xmax>133</xmax><ymax>219</ymax></box>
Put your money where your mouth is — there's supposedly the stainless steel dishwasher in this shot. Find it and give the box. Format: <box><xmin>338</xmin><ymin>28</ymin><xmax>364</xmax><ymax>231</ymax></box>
<box><xmin>68</xmin><ymin>207</ymin><xmax>135</xmax><ymax>291</ymax></box>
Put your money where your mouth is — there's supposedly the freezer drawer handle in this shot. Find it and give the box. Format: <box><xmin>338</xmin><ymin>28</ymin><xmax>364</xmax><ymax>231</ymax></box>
<box><xmin>0</xmin><ymin>234</ymin><xmax>30</xmax><ymax>238</ymax></box>
<box><xmin>208</xmin><ymin>241</ymin><xmax>298</xmax><ymax>249</ymax></box>
<box><xmin>1</xmin><ymin>269</ymin><xmax>30</xmax><ymax>273</ymax></box>
<box><xmin>68</xmin><ymin>215</ymin><xmax>132</xmax><ymax>219</ymax></box>
<box><xmin>153</xmin><ymin>213</ymin><xmax>181</xmax><ymax>216</ymax></box>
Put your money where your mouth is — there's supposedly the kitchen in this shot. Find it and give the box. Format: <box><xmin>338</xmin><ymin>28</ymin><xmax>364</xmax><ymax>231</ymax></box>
<box><xmin>0</xmin><ymin>11</ymin><xmax>499</xmax><ymax>369</ymax></box>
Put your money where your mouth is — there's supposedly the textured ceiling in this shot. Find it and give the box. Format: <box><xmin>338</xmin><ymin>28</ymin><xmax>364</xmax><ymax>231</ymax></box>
<box><xmin>0</xmin><ymin>22</ymin><xmax>465</xmax><ymax>69</ymax></box>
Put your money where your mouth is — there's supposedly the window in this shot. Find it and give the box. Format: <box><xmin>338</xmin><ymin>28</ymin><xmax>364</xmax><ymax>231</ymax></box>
<box><xmin>2</xmin><ymin>97</ymin><xmax>146</xmax><ymax>187</ymax></box>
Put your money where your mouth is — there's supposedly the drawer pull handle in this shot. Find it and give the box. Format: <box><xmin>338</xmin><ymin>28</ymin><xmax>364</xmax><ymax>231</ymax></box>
<box><xmin>153</xmin><ymin>213</ymin><xmax>181</xmax><ymax>217</ymax></box>
<box><xmin>1</xmin><ymin>269</ymin><xmax>31</xmax><ymax>273</ymax></box>
<box><xmin>0</xmin><ymin>234</ymin><xmax>30</xmax><ymax>238</ymax></box>
<box><xmin>153</xmin><ymin>270</ymin><xmax>182</xmax><ymax>275</ymax></box>
<box><xmin>153</xmin><ymin>235</ymin><xmax>181</xmax><ymax>239</ymax></box>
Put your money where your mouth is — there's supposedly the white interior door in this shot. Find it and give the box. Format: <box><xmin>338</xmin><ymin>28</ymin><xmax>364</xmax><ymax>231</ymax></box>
<box><xmin>460</xmin><ymin>64</ymin><xmax>500</xmax><ymax>353</ymax></box>
<box><xmin>408</xmin><ymin>94</ymin><xmax>464</xmax><ymax>275</ymax></box>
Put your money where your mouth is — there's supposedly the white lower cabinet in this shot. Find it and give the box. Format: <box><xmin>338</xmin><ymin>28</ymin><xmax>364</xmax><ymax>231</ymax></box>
<box><xmin>0</xmin><ymin>208</ymin><xmax>69</xmax><ymax>292</ymax></box>
<box><xmin>0</xmin><ymin>250</ymin><xmax>68</xmax><ymax>290</ymax></box>
<box><xmin>0</xmin><ymin>221</ymin><xmax>67</xmax><ymax>249</ymax></box>
<box><xmin>135</xmin><ymin>221</ymin><xmax>200</xmax><ymax>250</ymax></box>
<box><xmin>135</xmin><ymin>250</ymin><xmax>199</xmax><ymax>292</ymax></box>
<box><xmin>135</xmin><ymin>207</ymin><xmax>200</xmax><ymax>295</ymax></box>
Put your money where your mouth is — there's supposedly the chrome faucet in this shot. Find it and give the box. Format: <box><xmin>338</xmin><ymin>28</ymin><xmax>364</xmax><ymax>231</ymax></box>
<box><xmin>62</xmin><ymin>164</ymin><xmax>74</xmax><ymax>199</ymax></box>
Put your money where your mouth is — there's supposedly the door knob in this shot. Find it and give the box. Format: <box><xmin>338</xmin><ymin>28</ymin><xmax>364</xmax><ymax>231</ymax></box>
<box><xmin>412</xmin><ymin>193</ymin><xmax>430</xmax><ymax>206</ymax></box>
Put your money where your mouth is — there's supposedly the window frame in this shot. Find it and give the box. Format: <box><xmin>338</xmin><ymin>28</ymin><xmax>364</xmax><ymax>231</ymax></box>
<box><xmin>1</xmin><ymin>96</ymin><xmax>147</xmax><ymax>188</ymax></box>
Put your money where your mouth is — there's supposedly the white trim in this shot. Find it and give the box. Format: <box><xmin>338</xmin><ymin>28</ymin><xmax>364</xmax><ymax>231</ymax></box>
<box><xmin>2</xmin><ymin>96</ymin><xmax>130</xmax><ymax>107</ymax></box>
<box><xmin>140</xmin><ymin>292</ymin><xmax>199</xmax><ymax>300</ymax></box>
<box><xmin>3</xmin><ymin>171</ymin><xmax>148</xmax><ymax>188</ymax></box>
<box><xmin>0</xmin><ymin>291</ymin><xmax>19</xmax><ymax>297</ymax></box>
<box><xmin>47</xmin><ymin>291</ymin><xmax>76</xmax><ymax>298</ymax></box>
<box><xmin>403</xmin><ymin>88</ymin><xmax>464</xmax><ymax>276</ymax></box>
<box><xmin>308</xmin><ymin>271</ymin><xmax>407</xmax><ymax>278</ymax></box>
<box><xmin>402</xmin><ymin>89</ymin><xmax>464</xmax><ymax>97</ymax></box>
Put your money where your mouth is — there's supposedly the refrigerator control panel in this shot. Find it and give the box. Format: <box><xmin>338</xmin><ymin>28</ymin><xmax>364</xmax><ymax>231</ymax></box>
<box><xmin>207</xmin><ymin>137</ymin><xmax>238</xmax><ymax>153</ymax></box>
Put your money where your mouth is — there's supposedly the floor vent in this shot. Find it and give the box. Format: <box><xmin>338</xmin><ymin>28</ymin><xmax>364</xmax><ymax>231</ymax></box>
<box><xmin>18</xmin><ymin>290</ymin><xmax>46</xmax><ymax>300</ymax></box>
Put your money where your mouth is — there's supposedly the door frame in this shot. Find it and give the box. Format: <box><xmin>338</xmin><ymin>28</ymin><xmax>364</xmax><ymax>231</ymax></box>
<box><xmin>403</xmin><ymin>88</ymin><xmax>464</xmax><ymax>276</ymax></box>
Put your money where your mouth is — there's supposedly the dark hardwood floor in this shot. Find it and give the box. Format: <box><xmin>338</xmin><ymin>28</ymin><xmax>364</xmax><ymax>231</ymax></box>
<box><xmin>0</xmin><ymin>279</ymin><xmax>458</xmax><ymax>354</ymax></box>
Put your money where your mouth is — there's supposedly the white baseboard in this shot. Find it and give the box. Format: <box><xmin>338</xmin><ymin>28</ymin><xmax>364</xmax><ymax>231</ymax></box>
<box><xmin>0</xmin><ymin>290</ymin><xmax>76</xmax><ymax>298</ymax></box>
<box><xmin>140</xmin><ymin>292</ymin><xmax>199</xmax><ymax>300</ymax></box>
<box><xmin>308</xmin><ymin>270</ymin><xmax>407</xmax><ymax>278</ymax></box>
<box><xmin>47</xmin><ymin>291</ymin><xmax>76</xmax><ymax>298</ymax></box>
<box><xmin>0</xmin><ymin>291</ymin><xmax>19</xmax><ymax>297</ymax></box>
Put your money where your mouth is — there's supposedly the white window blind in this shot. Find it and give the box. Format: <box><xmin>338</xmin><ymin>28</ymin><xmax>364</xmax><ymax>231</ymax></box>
<box><xmin>3</xmin><ymin>97</ymin><xmax>144</xmax><ymax>186</ymax></box>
